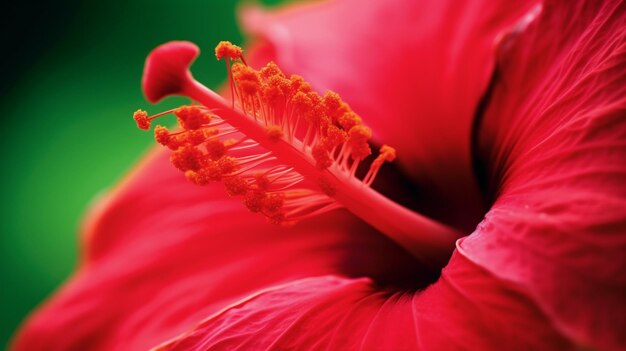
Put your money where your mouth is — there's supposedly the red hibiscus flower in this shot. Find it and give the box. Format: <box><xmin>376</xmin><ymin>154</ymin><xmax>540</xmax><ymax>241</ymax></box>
<box><xmin>12</xmin><ymin>0</ymin><xmax>626</xmax><ymax>350</ymax></box>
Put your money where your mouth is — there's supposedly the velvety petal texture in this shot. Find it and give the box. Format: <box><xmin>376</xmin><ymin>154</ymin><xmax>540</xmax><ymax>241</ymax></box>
<box><xmin>242</xmin><ymin>0</ymin><xmax>540</xmax><ymax>229</ymax></box>
<box><xmin>156</xmin><ymin>252</ymin><xmax>571</xmax><ymax>351</ymax></box>
<box><xmin>468</xmin><ymin>0</ymin><xmax>626</xmax><ymax>349</ymax></box>
<box><xmin>12</xmin><ymin>149</ymin><xmax>424</xmax><ymax>351</ymax></box>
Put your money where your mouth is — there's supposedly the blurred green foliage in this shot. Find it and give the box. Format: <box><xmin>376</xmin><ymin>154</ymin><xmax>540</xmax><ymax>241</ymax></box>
<box><xmin>0</xmin><ymin>0</ymin><xmax>285</xmax><ymax>347</ymax></box>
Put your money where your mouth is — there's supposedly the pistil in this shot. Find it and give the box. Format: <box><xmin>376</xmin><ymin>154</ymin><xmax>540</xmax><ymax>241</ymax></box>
<box><xmin>133</xmin><ymin>41</ymin><xmax>461</xmax><ymax>266</ymax></box>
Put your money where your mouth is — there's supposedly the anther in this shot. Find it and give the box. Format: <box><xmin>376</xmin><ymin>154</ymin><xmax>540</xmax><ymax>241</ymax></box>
<box><xmin>322</xmin><ymin>91</ymin><xmax>349</xmax><ymax>122</ymax></box>
<box><xmin>262</xmin><ymin>193</ymin><xmax>285</xmax><ymax>214</ymax></box>
<box><xmin>289</xmin><ymin>75</ymin><xmax>312</xmax><ymax>96</ymax></box>
<box><xmin>232</xmin><ymin>63</ymin><xmax>261</xmax><ymax>95</ymax></box>
<box><xmin>185</xmin><ymin>170</ymin><xmax>211</xmax><ymax>186</ymax></box>
<box><xmin>324</xmin><ymin>125</ymin><xmax>348</xmax><ymax>149</ymax></box>
<box><xmin>154</xmin><ymin>125</ymin><xmax>170</xmax><ymax>145</ymax></box>
<box><xmin>312</xmin><ymin>144</ymin><xmax>332</xmax><ymax>169</ymax></box>
<box><xmin>174</xmin><ymin>105</ymin><xmax>212</xmax><ymax>130</ymax></box>
<box><xmin>215</xmin><ymin>41</ymin><xmax>243</xmax><ymax>61</ymax></box>
<box><xmin>339</xmin><ymin>111</ymin><xmax>362</xmax><ymax>131</ymax></box>
<box><xmin>253</xmin><ymin>173</ymin><xmax>271</xmax><ymax>190</ymax></box>
<box><xmin>171</xmin><ymin>145</ymin><xmax>203</xmax><ymax>172</ymax></box>
<box><xmin>265</xmin><ymin>125</ymin><xmax>284</xmax><ymax>142</ymax></box>
<box><xmin>243</xmin><ymin>190</ymin><xmax>266</xmax><ymax>213</ymax></box>
<box><xmin>260</xmin><ymin>62</ymin><xmax>285</xmax><ymax>79</ymax></box>
<box><xmin>291</xmin><ymin>91</ymin><xmax>312</xmax><ymax>113</ymax></box>
<box><xmin>364</xmin><ymin>145</ymin><xmax>397</xmax><ymax>186</ymax></box>
<box><xmin>262</xmin><ymin>75</ymin><xmax>291</xmax><ymax>108</ymax></box>
<box><xmin>205</xmin><ymin>139</ymin><xmax>227</xmax><ymax>160</ymax></box>
<box><xmin>224</xmin><ymin>176</ymin><xmax>248</xmax><ymax>196</ymax></box>
<box><xmin>181</xmin><ymin>130</ymin><xmax>206</xmax><ymax>146</ymax></box>
<box><xmin>348</xmin><ymin>125</ymin><xmax>373</xmax><ymax>161</ymax></box>
<box><xmin>133</xmin><ymin>110</ymin><xmax>150</xmax><ymax>130</ymax></box>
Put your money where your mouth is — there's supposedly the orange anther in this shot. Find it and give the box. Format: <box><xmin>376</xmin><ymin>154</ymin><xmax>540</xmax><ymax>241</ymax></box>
<box><xmin>301</xmin><ymin>92</ymin><xmax>327</xmax><ymax>127</ymax></box>
<box><xmin>324</xmin><ymin>125</ymin><xmax>347</xmax><ymax>149</ymax></box>
<box><xmin>365</xmin><ymin>145</ymin><xmax>397</xmax><ymax>186</ymax></box>
<box><xmin>218</xmin><ymin>156</ymin><xmax>238</xmax><ymax>175</ymax></box>
<box><xmin>165</xmin><ymin>134</ymin><xmax>184</xmax><ymax>151</ymax></box>
<box><xmin>289</xmin><ymin>74</ymin><xmax>312</xmax><ymax>95</ymax></box>
<box><xmin>225</xmin><ymin>176</ymin><xmax>248</xmax><ymax>196</ymax></box>
<box><xmin>263</xmin><ymin>75</ymin><xmax>290</xmax><ymax>106</ymax></box>
<box><xmin>154</xmin><ymin>125</ymin><xmax>170</xmax><ymax>145</ymax></box>
<box><xmin>170</xmin><ymin>145</ymin><xmax>203</xmax><ymax>171</ymax></box>
<box><xmin>307</xmin><ymin>91</ymin><xmax>322</xmax><ymax>105</ymax></box>
<box><xmin>232</xmin><ymin>63</ymin><xmax>261</xmax><ymax>95</ymax></box>
<box><xmin>312</xmin><ymin>143</ymin><xmax>333</xmax><ymax>169</ymax></box>
<box><xmin>260</xmin><ymin>62</ymin><xmax>285</xmax><ymax>79</ymax></box>
<box><xmin>323</xmin><ymin>91</ymin><xmax>350</xmax><ymax>122</ymax></box>
<box><xmin>262</xmin><ymin>193</ymin><xmax>284</xmax><ymax>214</ymax></box>
<box><xmin>202</xmin><ymin>161</ymin><xmax>223</xmax><ymax>181</ymax></box>
<box><xmin>348</xmin><ymin>125</ymin><xmax>372</xmax><ymax>142</ymax></box>
<box><xmin>185</xmin><ymin>170</ymin><xmax>211</xmax><ymax>185</ymax></box>
<box><xmin>205</xmin><ymin>139</ymin><xmax>227</xmax><ymax>160</ymax></box>
<box><xmin>253</xmin><ymin>173</ymin><xmax>271</xmax><ymax>191</ymax></box>
<box><xmin>379</xmin><ymin>145</ymin><xmax>396</xmax><ymax>162</ymax></box>
<box><xmin>215</xmin><ymin>41</ymin><xmax>243</xmax><ymax>61</ymax></box>
<box><xmin>182</xmin><ymin>130</ymin><xmax>208</xmax><ymax>146</ymax></box>
<box><xmin>322</xmin><ymin>91</ymin><xmax>341</xmax><ymax>110</ymax></box>
<box><xmin>265</xmin><ymin>125</ymin><xmax>284</xmax><ymax>142</ymax></box>
<box><xmin>243</xmin><ymin>190</ymin><xmax>266</xmax><ymax>213</ymax></box>
<box><xmin>133</xmin><ymin>109</ymin><xmax>150</xmax><ymax>130</ymax></box>
<box><xmin>198</xmin><ymin>158</ymin><xmax>236</xmax><ymax>183</ymax></box>
<box><xmin>267</xmin><ymin>212</ymin><xmax>286</xmax><ymax>225</ymax></box>
<box><xmin>175</xmin><ymin>105</ymin><xmax>211</xmax><ymax>130</ymax></box>
<box><xmin>304</xmin><ymin>105</ymin><xmax>328</xmax><ymax>128</ymax></box>
<box><xmin>371</xmin><ymin>145</ymin><xmax>396</xmax><ymax>169</ymax></box>
<box><xmin>291</xmin><ymin>91</ymin><xmax>312</xmax><ymax>113</ymax></box>
<box><xmin>339</xmin><ymin>111</ymin><xmax>362</xmax><ymax>131</ymax></box>
<box><xmin>348</xmin><ymin>125</ymin><xmax>373</xmax><ymax>160</ymax></box>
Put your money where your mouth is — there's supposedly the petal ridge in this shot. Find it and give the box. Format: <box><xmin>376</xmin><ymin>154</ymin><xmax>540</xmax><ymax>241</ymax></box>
<box><xmin>468</xmin><ymin>0</ymin><xmax>626</xmax><ymax>349</ymax></box>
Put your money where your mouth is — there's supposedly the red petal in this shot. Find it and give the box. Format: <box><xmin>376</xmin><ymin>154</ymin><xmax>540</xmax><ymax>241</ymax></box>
<box><xmin>155</xmin><ymin>252</ymin><xmax>571</xmax><ymax>350</ymax></box>
<box><xmin>241</xmin><ymin>0</ymin><xmax>540</xmax><ymax>229</ymax></box>
<box><xmin>11</xmin><ymin>148</ymin><xmax>423</xmax><ymax>351</ymax></box>
<box><xmin>469</xmin><ymin>1</ymin><xmax>626</xmax><ymax>349</ymax></box>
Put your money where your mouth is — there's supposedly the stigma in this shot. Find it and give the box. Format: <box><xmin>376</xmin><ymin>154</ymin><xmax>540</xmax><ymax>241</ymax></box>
<box><xmin>132</xmin><ymin>40</ymin><xmax>460</xmax><ymax>266</ymax></box>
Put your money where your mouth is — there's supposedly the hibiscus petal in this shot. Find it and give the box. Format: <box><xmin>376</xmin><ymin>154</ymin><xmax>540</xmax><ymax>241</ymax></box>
<box><xmin>12</xmin><ymin>148</ymin><xmax>424</xmax><ymax>351</ymax></box>
<box><xmin>241</xmin><ymin>0</ymin><xmax>540</xmax><ymax>229</ymax></box>
<box><xmin>468</xmin><ymin>1</ymin><xmax>626</xmax><ymax>349</ymax></box>
<box><xmin>155</xmin><ymin>251</ymin><xmax>571</xmax><ymax>350</ymax></box>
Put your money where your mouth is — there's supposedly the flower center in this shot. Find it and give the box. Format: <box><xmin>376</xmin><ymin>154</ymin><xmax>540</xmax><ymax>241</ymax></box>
<box><xmin>133</xmin><ymin>41</ymin><xmax>462</xmax><ymax>268</ymax></box>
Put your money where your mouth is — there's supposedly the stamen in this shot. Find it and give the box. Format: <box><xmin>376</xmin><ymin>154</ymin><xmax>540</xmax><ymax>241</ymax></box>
<box><xmin>364</xmin><ymin>145</ymin><xmax>397</xmax><ymax>186</ymax></box>
<box><xmin>265</xmin><ymin>125</ymin><xmax>284</xmax><ymax>142</ymax></box>
<box><xmin>133</xmin><ymin>110</ymin><xmax>150</xmax><ymax>130</ymax></box>
<box><xmin>133</xmin><ymin>40</ymin><xmax>462</xmax><ymax>266</ymax></box>
<box><xmin>214</xmin><ymin>41</ymin><xmax>243</xmax><ymax>61</ymax></box>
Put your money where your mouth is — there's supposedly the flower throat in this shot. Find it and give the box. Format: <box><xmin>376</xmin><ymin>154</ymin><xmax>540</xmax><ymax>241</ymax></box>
<box><xmin>133</xmin><ymin>41</ymin><xmax>460</xmax><ymax>266</ymax></box>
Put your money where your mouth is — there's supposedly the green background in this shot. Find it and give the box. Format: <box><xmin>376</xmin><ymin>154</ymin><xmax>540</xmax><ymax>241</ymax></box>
<box><xmin>0</xmin><ymin>0</ymin><xmax>284</xmax><ymax>347</ymax></box>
